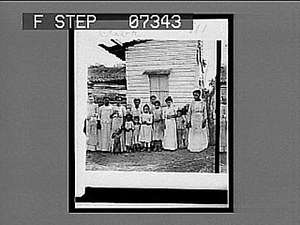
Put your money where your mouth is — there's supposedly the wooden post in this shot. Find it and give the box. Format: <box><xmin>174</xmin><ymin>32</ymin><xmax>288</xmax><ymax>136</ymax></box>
<box><xmin>215</xmin><ymin>40</ymin><xmax>221</xmax><ymax>173</ymax></box>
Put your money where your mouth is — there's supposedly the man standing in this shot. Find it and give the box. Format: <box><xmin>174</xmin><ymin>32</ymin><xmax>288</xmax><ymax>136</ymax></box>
<box><xmin>149</xmin><ymin>95</ymin><xmax>157</xmax><ymax>150</ymax></box>
<box><xmin>132</xmin><ymin>98</ymin><xmax>142</xmax><ymax>121</ymax></box>
<box><xmin>149</xmin><ymin>95</ymin><xmax>157</xmax><ymax>113</ymax></box>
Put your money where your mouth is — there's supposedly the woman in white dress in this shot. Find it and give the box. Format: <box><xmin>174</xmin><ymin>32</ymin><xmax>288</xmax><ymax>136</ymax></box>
<box><xmin>187</xmin><ymin>89</ymin><xmax>208</xmax><ymax>152</ymax></box>
<box><xmin>86</xmin><ymin>98</ymin><xmax>98</xmax><ymax>151</ymax></box>
<box><xmin>163</xmin><ymin>96</ymin><xmax>177</xmax><ymax>151</ymax></box>
<box><xmin>111</xmin><ymin>96</ymin><xmax>126</xmax><ymax>152</ymax></box>
<box><xmin>87</xmin><ymin>113</ymin><xmax>98</xmax><ymax>150</ymax></box>
<box><xmin>97</xmin><ymin>97</ymin><xmax>114</xmax><ymax>152</ymax></box>
<box><xmin>111</xmin><ymin>96</ymin><xmax>126</xmax><ymax>130</ymax></box>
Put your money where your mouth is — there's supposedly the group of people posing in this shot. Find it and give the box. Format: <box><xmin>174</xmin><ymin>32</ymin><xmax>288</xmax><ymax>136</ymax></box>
<box><xmin>85</xmin><ymin>89</ymin><xmax>209</xmax><ymax>154</ymax></box>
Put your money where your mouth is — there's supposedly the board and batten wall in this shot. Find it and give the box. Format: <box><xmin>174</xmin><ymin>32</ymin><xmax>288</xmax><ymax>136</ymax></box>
<box><xmin>125</xmin><ymin>40</ymin><xmax>200</xmax><ymax>108</ymax></box>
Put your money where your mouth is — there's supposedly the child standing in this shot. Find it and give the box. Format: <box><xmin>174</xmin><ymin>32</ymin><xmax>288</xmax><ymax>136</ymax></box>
<box><xmin>139</xmin><ymin>104</ymin><xmax>153</xmax><ymax>152</ymax></box>
<box><xmin>132</xmin><ymin>116</ymin><xmax>141</xmax><ymax>152</ymax></box>
<box><xmin>152</xmin><ymin>100</ymin><xmax>164</xmax><ymax>151</ymax></box>
<box><xmin>176</xmin><ymin>109</ymin><xmax>187</xmax><ymax>149</ymax></box>
<box><xmin>124</xmin><ymin>114</ymin><xmax>134</xmax><ymax>152</ymax></box>
<box><xmin>111</xmin><ymin>128</ymin><xmax>123</xmax><ymax>155</ymax></box>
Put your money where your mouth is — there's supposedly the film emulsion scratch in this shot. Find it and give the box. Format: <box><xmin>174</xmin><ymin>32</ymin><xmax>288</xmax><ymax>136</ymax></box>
<box><xmin>70</xmin><ymin>15</ymin><xmax>233</xmax><ymax>212</ymax></box>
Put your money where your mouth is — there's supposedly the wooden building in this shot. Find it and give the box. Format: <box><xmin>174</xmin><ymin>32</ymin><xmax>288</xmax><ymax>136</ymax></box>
<box><xmin>98</xmin><ymin>39</ymin><xmax>228</xmax><ymax>152</ymax></box>
<box><xmin>99</xmin><ymin>40</ymin><xmax>205</xmax><ymax>107</ymax></box>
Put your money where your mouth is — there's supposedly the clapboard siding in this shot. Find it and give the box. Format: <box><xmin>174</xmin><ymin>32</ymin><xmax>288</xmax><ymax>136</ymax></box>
<box><xmin>126</xmin><ymin>40</ymin><xmax>200</xmax><ymax>107</ymax></box>
<box><xmin>127</xmin><ymin>72</ymin><xmax>196</xmax><ymax>79</ymax></box>
<box><xmin>128</xmin><ymin>53</ymin><xmax>197</xmax><ymax>59</ymax></box>
<box><xmin>127</xmin><ymin>54</ymin><xmax>197</xmax><ymax>61</ymax></box>
<box><xmin>127</xmin><ymin>68</ymin><xmax>196</xmax><ymax>72</ymax></box>
<box><xmin>126</xmin><ymin>64</ymin><xmax>196</xmax><ymax>70</ymax></box>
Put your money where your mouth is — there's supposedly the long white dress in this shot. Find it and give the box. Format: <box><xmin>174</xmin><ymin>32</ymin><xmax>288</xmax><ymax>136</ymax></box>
<box><xmin>187</xmin><ymin>100</ymin><xmax>208</xmax><ymax>152</ymax></box>
<box><xmin>111</xmin><ymin>105</ymin><xmax>126</xmax><ymax>131</ymax></box>
<box><xmin>124</xmin><ymin>121</ymin><xmax>134</xmax><ymax>146</ymax></box>
<box><xmin>163</xmin><ymin>105</ymin><xmax>177</xmax><ymax>150</ymax></box>
<box><xmin>111</xmin><ymin>105</ymin><xmax>126</xmax><ymax>152</ymax></box>
<box><xmin>139</xmin><ymin>113</ymin><xmax>153</xmax><ymax>143</ymax></box>
<box><xmin>87</xmin><ymin>115</ymin><xmax>98</xmax><ymax>148</ymax></box>
<box><xmin>87</xmin><ymin>102</ymin><xmax>98</xmax><ymax>119</ymax></box>
<box><xmin>97</xmin><ymin>105</ymin><xmax>113</xmax><ymax>152</ymax></box>
<box><xmin>86</xmin><ymin>103</ymin><xmax>98</xmax><ymax>151</ymax></box>
<box><xmin>132</xmin><ymin>123</ymin><xmax>141</xmax><ymax>144</ymax></box>
<box><xmin>152</xmin><ymin>107</ymin><xmax>164</xmax><ymax>141</ymax></box>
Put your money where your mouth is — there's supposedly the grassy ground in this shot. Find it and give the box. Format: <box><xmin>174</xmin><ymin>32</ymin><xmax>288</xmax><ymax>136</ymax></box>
<box><xmin>86</xmin><ymin>146</ymin><xmax>227</xmax><ymax>173</ymax></box>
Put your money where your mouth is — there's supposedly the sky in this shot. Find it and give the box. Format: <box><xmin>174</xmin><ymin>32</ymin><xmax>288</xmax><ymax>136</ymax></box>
<box><xmin>75</xmin><ymin>19</ymin><xmax>228</xmax><ymax>67</ymax></box>
<box><xmin>75</xmin><ymin>31</ymin><xmax>123</xmax><ymax>67</ymax></box>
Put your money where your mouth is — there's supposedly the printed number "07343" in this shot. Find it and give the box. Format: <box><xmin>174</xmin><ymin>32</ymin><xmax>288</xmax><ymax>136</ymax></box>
<box><xmin>129</xmin><ymin>15</ymin><xmax>181</xmax><ymax>29</ymax></box>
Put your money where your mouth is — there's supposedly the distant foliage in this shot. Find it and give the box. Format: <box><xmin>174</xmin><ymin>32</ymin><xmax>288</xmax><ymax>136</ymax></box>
<box><xmin>88</xmin><ymin>64</ymin><xmax>126</xmax><ymax>83</ymax></box>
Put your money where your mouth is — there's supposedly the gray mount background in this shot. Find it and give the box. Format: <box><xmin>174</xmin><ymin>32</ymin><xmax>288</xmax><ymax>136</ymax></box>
<box><xmin>1</xmin><ymin>2</ymin><xmax>299</xmax><ymax>224</ymax></box>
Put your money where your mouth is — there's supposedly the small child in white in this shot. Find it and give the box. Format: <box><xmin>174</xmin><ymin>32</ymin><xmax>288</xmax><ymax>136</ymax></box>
<box><xmin>124</xmin><ymin>114</ymin><xmax>134</xmax><ymax>152</ymax></box>
<box><xmin>132</xmin><ymin>116</ymin><xmax>141</xmax><ymax>152</ymax></box>
<box><xmin>139</xmin><ymin>104</ymin><xmax>153</xmax><ymax>152</ymax></box>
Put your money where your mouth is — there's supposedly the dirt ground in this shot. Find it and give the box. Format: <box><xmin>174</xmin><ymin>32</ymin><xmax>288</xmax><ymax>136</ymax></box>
<box><xmin>86</xmin><ymin>146</ymin><xmax>227</xmax><ymax>173</ymax></box>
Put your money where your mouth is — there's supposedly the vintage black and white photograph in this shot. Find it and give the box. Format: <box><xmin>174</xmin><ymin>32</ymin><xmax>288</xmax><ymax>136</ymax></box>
<box><xmin>72</xmin><ymin>17</ymin><xmax>232</xmax><ymax>211</ymax></box>
<box><xmin>84</xmin><ymin>40</ymin><xmax>228</xmax><ymax>172</ymax></box>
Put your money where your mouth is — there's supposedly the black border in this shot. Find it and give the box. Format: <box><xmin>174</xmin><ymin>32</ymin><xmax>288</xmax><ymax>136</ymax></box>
<box><xmin>69</xmin><ymin>14</ymin><xmax>233</xmax><ymax>213</ymax></box>
<box><xmin>215</xmin><ymin>40</ymin><xmax>221</xmax><ymax>173</ymax></box>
